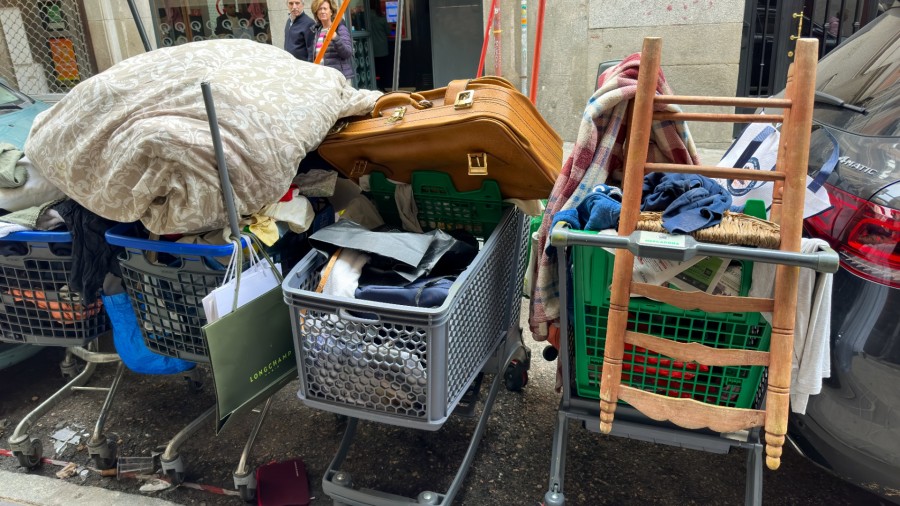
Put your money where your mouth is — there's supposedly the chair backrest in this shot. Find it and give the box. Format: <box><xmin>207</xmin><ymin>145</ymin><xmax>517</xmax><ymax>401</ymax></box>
<box><xmin>596</xmin><ymin>36</ymin><xmax>819</xmax><ymax>472</ymax></box>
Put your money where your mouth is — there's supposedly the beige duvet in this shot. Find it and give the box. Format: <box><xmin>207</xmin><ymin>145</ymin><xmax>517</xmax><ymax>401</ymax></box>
<box><xmin>25</xmin><ymin>39</ymin><xmax>380</xmax><ymax>234</ymax></box>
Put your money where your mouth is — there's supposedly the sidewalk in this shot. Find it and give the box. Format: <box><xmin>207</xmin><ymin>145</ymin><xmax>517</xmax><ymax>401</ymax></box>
<box><xmin>0</xmin><ymin>469</ymin><xmax>180</xmax><ymax>506</ymax></box>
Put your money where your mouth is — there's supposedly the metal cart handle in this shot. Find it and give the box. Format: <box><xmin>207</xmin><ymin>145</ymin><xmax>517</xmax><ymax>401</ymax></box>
<box><xmin>549</xmin><ymin>224</ymin><xmax>839</xmax><ymax>274</ymax></box>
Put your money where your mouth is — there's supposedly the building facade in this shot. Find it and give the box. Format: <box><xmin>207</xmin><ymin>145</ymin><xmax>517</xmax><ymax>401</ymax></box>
<box><xmin>0</xmin><ymin>0</ymin><xmax>882</xmax><ymax>147</ymax></box>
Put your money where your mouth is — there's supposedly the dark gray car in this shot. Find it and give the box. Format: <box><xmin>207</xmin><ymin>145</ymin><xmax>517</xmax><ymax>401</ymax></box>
<box><xmin>788</xmin><ymin>2</ymin><xmax>900</xmax><ymax>502</ymax></box>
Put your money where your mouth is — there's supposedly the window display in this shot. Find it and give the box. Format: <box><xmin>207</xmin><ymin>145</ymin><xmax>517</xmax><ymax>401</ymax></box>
<box><xmin>152</xmin><ymin>1</ymin><xmax>273</xmax><ymax>47</ymax></box>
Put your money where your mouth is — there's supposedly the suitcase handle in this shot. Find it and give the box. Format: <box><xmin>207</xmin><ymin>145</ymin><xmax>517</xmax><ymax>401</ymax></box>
<box><xmin>371</xmin><ymin>92</ymin><xmax>433</xmax><ymax>118</ymax></box>
<box><xmin>443</xmin><ymin>76</ymin><xmax>518</xmax><ymax>103</ymax></box>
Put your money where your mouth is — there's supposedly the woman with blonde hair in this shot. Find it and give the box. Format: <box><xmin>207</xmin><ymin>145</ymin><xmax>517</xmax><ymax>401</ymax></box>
<box><xmin>310</xmin><ymin>0</ymin><xmax>355</xmax><ymax>80</ymax></box>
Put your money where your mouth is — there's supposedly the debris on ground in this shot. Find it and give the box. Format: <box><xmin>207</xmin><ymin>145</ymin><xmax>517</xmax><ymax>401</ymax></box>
<box><xmin>55</xmin><ymin>462</ymin><xmax>78</xmax><ymax>479</ymax></box>
<box><xmin>50</xmin><ymin>427</ymin><xmax>81</xmax><ymax>454</ymax></box>
<box><xmin>139</xmin><ymin>478</ymin><xmax>173</xmax><ymax>493</ymax></box>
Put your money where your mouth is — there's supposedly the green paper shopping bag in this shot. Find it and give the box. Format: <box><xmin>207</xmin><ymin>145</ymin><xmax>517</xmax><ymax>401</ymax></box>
<box><xmin>203</xmin><ymin>236</ymin><xmax>296</xmax><ymax>434</ymax></box>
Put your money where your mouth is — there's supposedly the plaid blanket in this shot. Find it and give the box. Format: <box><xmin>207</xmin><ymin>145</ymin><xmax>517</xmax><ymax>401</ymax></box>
<box><xmin>528</xmin><ymin>52</ymin><xmax>699</xmax><ymax>343</ymax></box>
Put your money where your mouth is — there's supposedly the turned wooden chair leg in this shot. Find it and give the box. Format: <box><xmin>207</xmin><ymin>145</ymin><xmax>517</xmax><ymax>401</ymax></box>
<box><xmin>598</xmin><ymin>248</ymin><xmax>635</xmax><ymax>433</ymax></box>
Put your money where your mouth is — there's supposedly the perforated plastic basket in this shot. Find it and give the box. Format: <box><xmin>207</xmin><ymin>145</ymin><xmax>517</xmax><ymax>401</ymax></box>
<box><xmin>106</xmin><ymin>202</ymin><xmax>334</xmax><ymax>363</ymax></box>
<box><xmin>283</xmin><ymin>205</ymin><xmax>527</xmax><ymax>430</ymax></box>
<box><xmin>367</xmin><ymin>171</ymin><xmax>504</xmax><ymax>238</ymax></box>
<box><xmin>572</xmin><ymin>239</ymin><xmax>771</xmax><ymax>408</ymax></box>
<box><xmin>0</xmin><ymin>231</ymin><xmax>109</xmax><ymax>346</ymax></box>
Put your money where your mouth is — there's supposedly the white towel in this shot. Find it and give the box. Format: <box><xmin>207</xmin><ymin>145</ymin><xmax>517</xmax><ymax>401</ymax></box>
<box><xmin>749</xmin><ymin>238</ymin><xmax>833</xmax><ymax>414</ymax></box>
<box><xmin>322</xmin><ymin>249</ymin><xmax>370</xmax><ymax>299</ymax></box>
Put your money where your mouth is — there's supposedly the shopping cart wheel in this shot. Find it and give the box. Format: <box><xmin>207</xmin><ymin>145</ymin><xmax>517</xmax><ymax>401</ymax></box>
<box><xmin>13</xmin><ymin>438</ymin><xmax>42</xmax><ymax>469</ymax></box>
<box><xmin>238</xmin><ymin>484</ymin><xmax>256</xmax><ymax>503</ymax></box>
<box><xmin>543</xmin><ymin>490</ymin><xmax>566</xmax><ymax>506</ymax></box>
<box><xmin>183</xmin><ymin>368</ymin><xmax>203</xmax><ymax>392</ymax></box>
<box><xmin>504</xmin><ymin>346</ymin><xmax>531</xmax><ymax>392</ymax></box>
<box><xmin>60</xmin><ymin>359</ymin><xmax>81</xmax><ymax>380</ymax></box>
<box><xmin>90</xmin><ymin>438</ymin><xmax>117</xmax><ymax>470</ymax></box>
<box><xmin>161</xmin><ymin>454</ymin><xmax>186</xmax><ymax>484</ymax></box>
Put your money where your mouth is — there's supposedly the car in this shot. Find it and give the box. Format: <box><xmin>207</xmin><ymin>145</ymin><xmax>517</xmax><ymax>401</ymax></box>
<box><xmin>0</xmin><ymin>80</ymin><xmax>49</xmax><ymax>370</ymax></box>
<box><xmin>0</xmin><ymin>80</ymin><xmax>50</xmax><ymax>149</ymax></box>
<box><xmin>787</xmin><ymin>2</ymin><xmax>900</xmax><ymax>502</ymax></box>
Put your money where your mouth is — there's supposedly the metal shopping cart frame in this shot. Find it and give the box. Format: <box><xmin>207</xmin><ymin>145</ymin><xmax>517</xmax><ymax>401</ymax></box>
<box><xmin>0</xmin><ymin>229</ymin><xmax>124</xmax><ymax>471</ymax></box>
<box><xmin>542</xmin><ymin>226</ymin><xmax>838</xmax><ymax>506</ymax></box>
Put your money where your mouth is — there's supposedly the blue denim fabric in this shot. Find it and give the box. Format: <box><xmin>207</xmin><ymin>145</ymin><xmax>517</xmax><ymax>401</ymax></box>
<box><xmin>550</xmin><ymin>184</ymin><xmax>623</xmax><ymax>233</ymax></box>
<box><xmin>641</xmin><ymin>173</ymin><xmax>731</xmax><ymax>233</ymax></box>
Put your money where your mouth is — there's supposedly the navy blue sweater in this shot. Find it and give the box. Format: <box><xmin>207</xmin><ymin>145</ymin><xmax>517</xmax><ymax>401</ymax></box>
<box><xmin>284</xmin><ymin>12</ymin><xmax>315</xmax><ymax>61</ymax></box>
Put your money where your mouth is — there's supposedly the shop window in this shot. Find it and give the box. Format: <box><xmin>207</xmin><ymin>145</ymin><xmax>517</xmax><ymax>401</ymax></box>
<box><xmin>151</xmin><ymin>1</ymin><xmax>273</xmax><ymax>47</ymax></box>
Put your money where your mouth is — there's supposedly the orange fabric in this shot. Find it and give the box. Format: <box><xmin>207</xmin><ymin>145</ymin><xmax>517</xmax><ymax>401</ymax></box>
<box><xmin>8</xmin><ymin>289</ymin><xmax>102</xmax><ymax>324</ymax></box>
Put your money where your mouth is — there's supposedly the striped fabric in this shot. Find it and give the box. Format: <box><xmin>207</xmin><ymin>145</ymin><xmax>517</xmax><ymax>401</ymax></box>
<box><xmin>528</xmin><ymin>52</ymin><xmax>699</xmax><ymax>344</ymax></box>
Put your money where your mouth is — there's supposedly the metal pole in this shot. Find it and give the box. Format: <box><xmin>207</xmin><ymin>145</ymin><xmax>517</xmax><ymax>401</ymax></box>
<box><xmin>125</xmin><ymin>0</ymin><xmax>153</xmax><ymax>52</ymax></box>
<box><xmin>391</xmin><ymin>0</ymin><xmax>404</xmax><ymax>91</ymax></box>
<box><xmin>200</xmin><ymin>82</ymin><xmax>242</xmax><ymax>242</ymax></box>
<box><xmin>521</xmin><ymin>0</ymin><xmax>528</xmax><ymax>93</ymax></box>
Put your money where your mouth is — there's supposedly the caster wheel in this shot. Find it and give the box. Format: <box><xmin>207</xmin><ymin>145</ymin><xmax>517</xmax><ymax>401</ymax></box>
<box><xmin>183</xmin><ymin>368</ymin><xmax>203</xmax><ymax>392</ymax></box>
<box><xmin>504</xmin><ymin>347</ymin><xmax>531</xmax><ymax>392</ymax></box>
<box><xmin>60</xmin><ymin>362</ymin><xmax>80</xmax><ymax>380</ymax></box>
<box><xmin>91</xmin><ymin>440</ymin><xmax>117</xmax><ymax>470</ymax></box>
<box><xmin>14</xmin><ymin>438</ymin><xmax>43</xmax><ymax>469</ymax></box>
<box><xmin>165</xmin><ymin>468</ymin><xmax>186</xmax><ymax>485</ymax></box>
<box><xmin>238</xmin><ymin>485</ymin><xmax>257</xmax><ymax>502</ymax></box>
<box><xmin>542</xmin><ymin>345</ymin><xmax>559</xmax><ymax>362</ymax></box>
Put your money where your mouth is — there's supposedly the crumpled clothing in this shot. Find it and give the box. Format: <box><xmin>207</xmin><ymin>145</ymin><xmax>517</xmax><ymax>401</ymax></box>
<box><xmin>339</xmin><ymin>194</ymin><xmax>384</xmax><ymax>230</ymax></box>
<box><xmin>245</xmin><ymin>215</ymin><xmax>280</xmax><ymax>246</ymax></box>
<box><xmin>53</xmin><ymin>200</ymin><xmax>124</xmax><ymax>300</ymax></box>
<box><xmin>641</xmin><ymin>172</ymin><xmax>731</xmax><ymax>234</ymax></box>
<box><xmin>0</xmin><ymin>143</ymin><xmax>26</xmax><ymax>188</ymax></box>
<box><xmin>551</xmin><ymin>184</ymin><xmax>622</xmax><ymax>233</ymax></box>
<box><xmin>293</xmin><ymin>169</ymin><xmax>338</xmax><ymax>197</ymax></box>
<box><xmin>260</xmin><ymin>188</ymin><xmax>315</xmax><ymax>234</ymax></box>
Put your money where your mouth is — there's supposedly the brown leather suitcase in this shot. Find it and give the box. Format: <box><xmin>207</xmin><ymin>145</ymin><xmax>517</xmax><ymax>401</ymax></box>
<box><xmin>316</xmin><ymin>76</ymin><xmax>563</xmax><ymax>200</ymax></box>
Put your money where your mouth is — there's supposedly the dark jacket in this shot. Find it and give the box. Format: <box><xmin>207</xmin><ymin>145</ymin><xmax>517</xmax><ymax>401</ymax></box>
<box><xmin>311</xmin><ymin>21</ymin><xmax>354</xmax><ymax>80</ymax></box>
<box><xmin>284</xmin><ymin>12</ymin><xmax>315</xmax><ymax>61</ymax></box>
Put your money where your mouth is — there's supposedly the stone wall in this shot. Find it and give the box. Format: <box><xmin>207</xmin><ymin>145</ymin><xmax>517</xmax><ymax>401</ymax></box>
<box><xmin>486</xmin><ymin>0</ymin><xmax>744</xmax><ymax>149</ymax></box>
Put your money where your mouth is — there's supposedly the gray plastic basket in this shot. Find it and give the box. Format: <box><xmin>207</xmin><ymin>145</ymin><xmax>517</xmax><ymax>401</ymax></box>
<box><xmin>283</xmin><ymin>208</ymin><xmax>527</xmax><ymax>430</ymax></box>
<box><xmin>0</xmin><ymin>232</ymin><xmax>109</xmax><ymax>346</ymax></box>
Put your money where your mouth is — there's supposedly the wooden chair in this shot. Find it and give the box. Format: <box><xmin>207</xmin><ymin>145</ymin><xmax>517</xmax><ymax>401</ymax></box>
<box><xmin>598</xmin><ymin>36</ymin><xmax>819</xmax><ymax>471</ymax></box>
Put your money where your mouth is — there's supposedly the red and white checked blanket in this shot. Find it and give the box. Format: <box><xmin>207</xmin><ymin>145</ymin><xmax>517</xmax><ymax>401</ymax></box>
<box><xmin>528</xmin><ymin>52</ymin><xmax>699</xmax><ymax>343</ymax></box>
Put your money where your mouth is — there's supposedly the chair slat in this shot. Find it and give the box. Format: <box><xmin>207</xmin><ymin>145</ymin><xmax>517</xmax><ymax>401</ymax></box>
<box><xmin>624</xmin><ymin>330</ymin><xmax>771</xmax><ymax>366</ymax></box>
<box><xmin>643</xmin><ymin>163</ymin><xmax>786</xmax><ymax>182</ymax></box>
<box><xmin>631</xmin><ymin>283</ymin><xmax>775</xmax><ymax>313</ymax></box>
<box><xmin>618</xmin><ymin>385</ymin><xmax>768</xmax><ymax>433</ymax></box>
<box><xmin>655</xmin><ymin>95</ymin><xmax>792</xmax><ymax>108</ymax></box>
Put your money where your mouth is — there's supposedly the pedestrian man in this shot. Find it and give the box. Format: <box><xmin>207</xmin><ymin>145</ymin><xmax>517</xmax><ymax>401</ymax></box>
<box><xmin>285</xmin><ymin>0</ymin><xmax>315</xmax><ymax>61</ymax></box>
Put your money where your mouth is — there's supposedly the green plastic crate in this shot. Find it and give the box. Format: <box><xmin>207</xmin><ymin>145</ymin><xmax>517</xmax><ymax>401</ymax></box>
<box><xmin>572</xmin><ymin>237</ymin><xmax>771</xmax><ymax>408</ymax></box>
<box><xmin>367</xmin><ymin>171</ymin><xmax>504</xmax><ymax>238</ymax></box>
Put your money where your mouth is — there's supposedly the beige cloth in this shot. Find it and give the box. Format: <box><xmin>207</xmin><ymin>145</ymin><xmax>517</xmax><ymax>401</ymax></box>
<box><xmin>25</xmin><ymin>39</ymin><xmax>381</xmax><ymax>235</ymax></box>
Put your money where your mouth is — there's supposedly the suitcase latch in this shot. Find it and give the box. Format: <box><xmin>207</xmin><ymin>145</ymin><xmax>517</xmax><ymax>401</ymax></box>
<box><xmin>350</xmin><ymin>159</ymin><xmax>369</xmax><ymax>177</ymax></box>
<box><xmin>386</xmin><ymin>107</ymin><xmax>406</xmax><ymax>124</ymax></box>
<box><xmin>454</xmin><ymin>91</ymin><xmax>474</xmax><ymax>109</ymax></box>
<box><xmin>467</xmin><ymin>153</ymin><xmax>488</xmax><ymax>176</ymax></box>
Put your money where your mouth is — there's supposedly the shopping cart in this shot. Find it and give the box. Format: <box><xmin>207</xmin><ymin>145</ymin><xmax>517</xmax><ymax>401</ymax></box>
<box><xmin>282</xmin><ymin>171</ymin><xmax>532</xmax><ymax>505</ymax></box>
<box><xmin>0</xmin><ymin>229</ymin><xmax>123</xmax><ymax>471</ymax></box>
<box><xmin>543</xmin><ymin>233</ymin><xmax>773</xmax><ymax>505</ymax></box>
<box><xmin>542</xmin><ymin>36</ymin><xmax>837</xmax><ymax>505</ymax></box>
<box><xmin>103</xmin><ymin>81</ymin><xmax>333</xmax><ymax>502</ymax></box>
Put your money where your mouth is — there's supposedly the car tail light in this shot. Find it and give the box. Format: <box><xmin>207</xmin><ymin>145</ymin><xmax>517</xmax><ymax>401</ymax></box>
<box><xmin>805</xmin><ymin>183</ymin><xmax>900</xmax><ymax>288</ymax></box>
